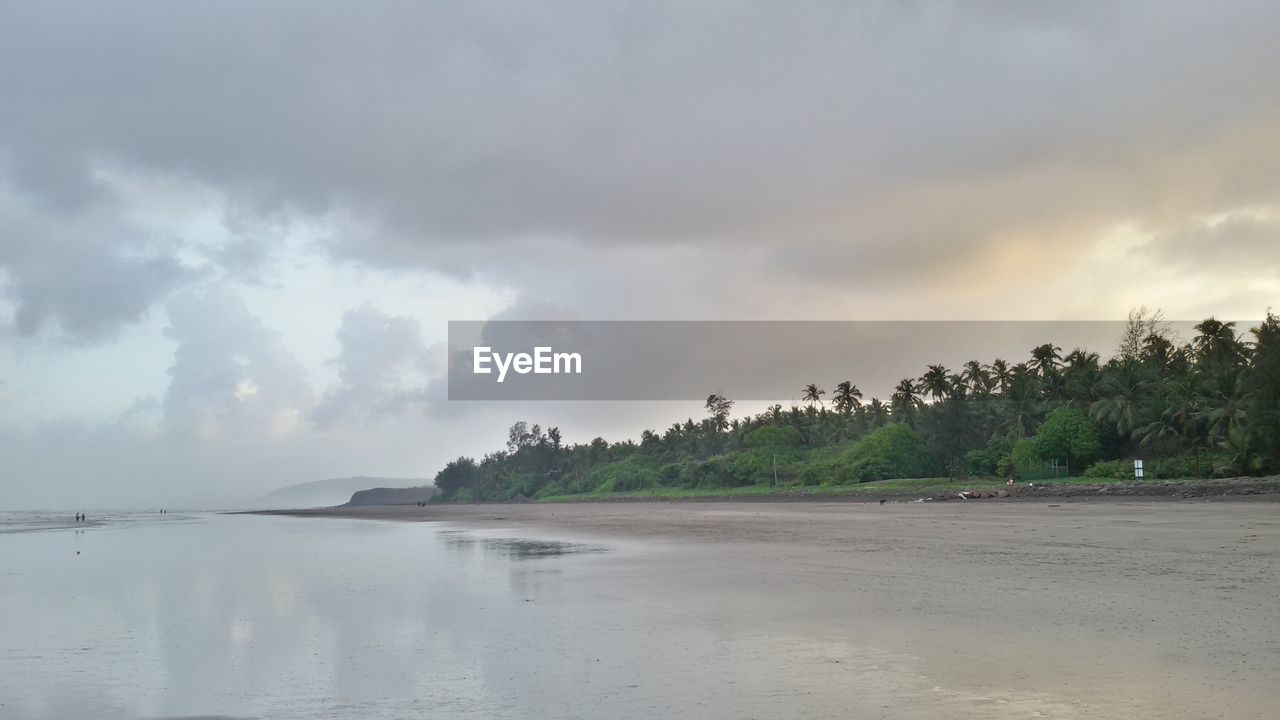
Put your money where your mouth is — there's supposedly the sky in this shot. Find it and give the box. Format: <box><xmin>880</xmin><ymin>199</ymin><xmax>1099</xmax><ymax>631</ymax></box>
<box><xmin>2</xmin><ymin>1</ymin><xmax>1278</xmax><ymax>508</ymax></box>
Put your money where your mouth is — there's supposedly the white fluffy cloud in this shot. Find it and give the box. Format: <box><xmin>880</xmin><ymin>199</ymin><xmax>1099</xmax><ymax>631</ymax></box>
<box><xmin>162</xmin><ymin>287</ymin><xmax>314</xmax><ymax>439</ymax></box>
<box><xmin>313</xmin><ymin>303</ymin><xmax>436</xmax><ymax>429</ymax></box>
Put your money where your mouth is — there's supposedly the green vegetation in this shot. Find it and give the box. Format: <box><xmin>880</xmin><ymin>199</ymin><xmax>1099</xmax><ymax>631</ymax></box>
<box><xmin>432</xmin><ymin>310</ymin><xmax>1280</xmax><ymax>502</ymax></box>
<box><xmin>536</xmin><ymin>475</ymin><xmax>1143</xmax><ymax>503</ymax></box>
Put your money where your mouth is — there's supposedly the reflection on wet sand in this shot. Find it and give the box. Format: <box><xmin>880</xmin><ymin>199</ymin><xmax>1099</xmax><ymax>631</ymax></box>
<box><xmin>480</xmin><ymin>537</ymin><xmax>608</xmax><ymax>559</ymax></box>
<box><xmin>434</xmin><ymin>529</ymin><xmax>608</xmax><ymax>559</ymax></box>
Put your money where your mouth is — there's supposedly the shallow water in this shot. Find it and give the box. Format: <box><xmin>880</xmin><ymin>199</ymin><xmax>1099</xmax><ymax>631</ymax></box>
<box><xmin>0</xmin><ymin>512</ymin><xmax>883</xmax><ymax>720</ymax></box>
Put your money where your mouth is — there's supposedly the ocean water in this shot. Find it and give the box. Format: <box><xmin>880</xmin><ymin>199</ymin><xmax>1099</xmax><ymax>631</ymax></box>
<box><xmin>0</xmin><ymin>511</ymin><xmax>874</xmax><ymax>720</ymax></box>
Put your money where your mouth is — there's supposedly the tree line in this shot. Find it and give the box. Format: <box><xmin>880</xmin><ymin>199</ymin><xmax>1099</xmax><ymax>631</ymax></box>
<box><xmin>433</xmin><ymin>310</ymin><xmax>1280</xmax><ymax>501</ymax></box>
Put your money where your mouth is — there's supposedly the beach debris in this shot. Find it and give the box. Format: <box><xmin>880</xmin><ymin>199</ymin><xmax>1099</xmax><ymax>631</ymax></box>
<box><xmin>957</xmin><ymin>488</ymin><xmax>1010</xmax><ymax>500</ymax></box>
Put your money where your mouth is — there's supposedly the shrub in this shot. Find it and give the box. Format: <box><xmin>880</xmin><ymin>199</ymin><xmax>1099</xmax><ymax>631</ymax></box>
<box><xmin>589</xmin><ymin>455</ymin><xmax>661</xmax><ymax>493</ymax></box>
<box><xmin>965</xmin><ymin>435</ymin><xmax>1015</xmax><ymax>477</ymax></box>
<box><xmin>743</xmin><ymin>425</ymin><xmax>805</xmax><ymax>448</ymax></box>
<box><xmin>1151</xmin><ymin>454</ymin><xmax>1217</xmax><ymax>479</ymax></box>
<box><xmin>812</xmin><ymin>423</ymin><xmax>938</xmax><ymax>484</ymax></box>
<box><xmin>687</xmin><ymin>456</ymin><xmax>741</xmax><ymax>488</ymax></box>
<box><xmin>1032</xmin><ymin>407</ymin><xmax>1102</xmax><ymax>469</ymax></box>
<box><xmin>1083</xmin><ymin>459</ymin><xmax>1132</xmax><ymax>479</ymax></box>
<box><xmin>728</xmin><ymin>447</ymin><xmax>806</xmax><ymax>485</ymax></box>
<box><xmin>999</xmin><ymin>438</ymin><xmax>1038</xmax><ymax>479</ymax></box>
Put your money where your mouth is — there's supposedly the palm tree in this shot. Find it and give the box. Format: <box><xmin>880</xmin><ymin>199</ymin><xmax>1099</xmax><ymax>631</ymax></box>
<box><xmin>1219</xmin><ymin>425</ymin><xmax>1254</xmax><ymax>475</ymax></box>
<box><xmin>891</xmin><ymin>378</ymin><xmax>923</xmax><ymax>422</ymax></box>
<box><xmin>1193</xmin><ymin>317</ymin><xmax>1244</xmax><ymax>370</ymax></box>
<box><xmin>960</xmin><ymin>360</ymin><xmax>990</xmax><ymax>395</ymax></box>
<box><xmin>1162</xmin><ymin>372</ymin><xmax>1204</xmax><ymax>441</ymax></box>
<box><xmin>1000</xmin><ymin>375</ymin><xmax>1043</xmax><ymax>437</ymax></box>
<box><xmin>1062</xmin><ymin>348</ymin><xmax>1102</xmax><ymax>405</ymax></box>
<box><xmin>831</xmin><ymin>381</ymin><xmax>862</xmax><ymax>415</ymax></box>
<box><xmin>989</xmin><ymin>359</ymin><xmax>1014</xmax><ymax>395</ymax></box>
<box><xmin>802</xmin><ymin>383</ymin><xmax>825</xmax><ymax>409</ymax></box>
<box><xmin>1090</xmin><ymin>360</ymin><xmax>1149</xmax><ymax>439</ymax></box>
<box><xmin>1246</xmin><ymin>312</ymin><xmax>1280</xmax><ymax>468</ymax></box>
<box><xmin>767</xmin><ymin>404</ymin><xmax>784</xmax><ymax>423</ymax></box>
<box><xmin>1140</xmin><ymin>333</ymin><xmax>1179</xmax><ymax>372</ymax></box>
<box><xmin>866</xmin><ymin>397</ymin><xmax>889</xmax><ymax>427</ymax></box>
<box><xmin>1028</xmin><ymin>343</ymin><xmax>1063</xmax><ymax>379</ymax></box>
<box><xmin>918</xmin><ymin>365</ymin><xmax>952</xmax><ymax>402</ymax></box>
<box><xmin>1136</xmin><ymin>414</ymin><xmax>1184</xmax><ymax>454</ymax></box>
<box><xmin>1202</xmin><ymin>369</ymin><xmax>1248</xmax><ymax>447</ymax></box>
<box><xmin>1065</xmin><ymin>348</ymin><xmax>1100</xmax><ymax>372</ymax></box>
<box><xmin>663</xmin><ymin>423</ymin><xmax>684</xmax><ymax>448</ymax></box>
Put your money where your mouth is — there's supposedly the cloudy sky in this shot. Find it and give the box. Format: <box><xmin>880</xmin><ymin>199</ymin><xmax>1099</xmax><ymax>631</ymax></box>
<box><xmin>2</xmin><ymin>1</ymin><xmax>1278</xmax><ymax>508</ymax></box>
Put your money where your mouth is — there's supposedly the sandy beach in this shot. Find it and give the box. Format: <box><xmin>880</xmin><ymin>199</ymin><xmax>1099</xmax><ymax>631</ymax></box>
<box><xmin>262</xmin><ymin>500</ymin><xmax>1280</xmax><ymax>719</ymax></box>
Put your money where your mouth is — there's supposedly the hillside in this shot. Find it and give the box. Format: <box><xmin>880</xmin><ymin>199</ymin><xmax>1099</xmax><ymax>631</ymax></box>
<box><xmin>345</xmin><ymin>486</ymin><xmax>437</xmax><ymax>506</ymax></box>
<box><xmin>258</xmin><ymin>476</ymin><xmax>431</xmax><ymax>509</ymax></box>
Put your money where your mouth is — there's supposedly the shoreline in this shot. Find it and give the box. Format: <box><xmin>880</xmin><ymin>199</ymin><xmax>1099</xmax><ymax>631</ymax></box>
<box><xmin>244</xmin><ymin>474</ymin><xmax>1280</xmax><ymax>524</ymax></box>
<box><xmin>245</xmin><ymin>492</ymin><xmax>1280</xmax><ymax>541</ymax></box>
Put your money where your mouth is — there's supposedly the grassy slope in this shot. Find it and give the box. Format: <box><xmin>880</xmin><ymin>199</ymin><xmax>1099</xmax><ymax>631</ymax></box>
<box><xmin>535</xmin><ymin>476</ymin><xmax>1128</xmax><ymax>503</ymax></box>
<box><xmin>532</xmin><ymin>474</ymin><xmax>1280</xmax><ymax>502</ymax></box>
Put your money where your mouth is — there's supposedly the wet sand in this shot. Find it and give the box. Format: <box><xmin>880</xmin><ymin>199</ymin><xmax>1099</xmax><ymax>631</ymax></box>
<box><xmin>263</xmin><ymin>501</ymin><xmax>1280</xmax><ymax>718</ymax></box>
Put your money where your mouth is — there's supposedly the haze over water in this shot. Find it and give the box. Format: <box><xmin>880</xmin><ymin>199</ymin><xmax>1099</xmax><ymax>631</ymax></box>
<box><xmin>0</xmin><ymin>512</ymin><xmax>869</xmax><ymax>720</ymax></box>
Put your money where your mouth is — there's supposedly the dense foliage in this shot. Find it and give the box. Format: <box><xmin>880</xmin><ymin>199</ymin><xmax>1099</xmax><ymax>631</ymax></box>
<box><xmin>434</xmin><ymin>311</ymin><xmax>1280</xmax><ymax>501</ymax></box>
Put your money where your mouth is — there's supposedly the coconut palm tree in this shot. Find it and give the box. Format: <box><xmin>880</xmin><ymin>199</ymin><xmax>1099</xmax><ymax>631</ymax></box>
<box><xmin>989</xmin><ymin>359</ymin><xmax>1014</xmax><ymax>395</ymax></box>
<box><xmin>866</xmin><ymin>397</ymin><xmax>889</xmax><ymax>427</ymax></box>
<box><xmin>1193</xmin><ymin>317</ymin><xmax>1244</xmax><ymax>370</ymax></box>
<box><xmin>918</xmin><ymin>365</ymin><xmax>952</xmax><ymax>402</ymax></box>
<box><xmin>1162</xmin><ymin>372</ymin><xmax>1204</xmax><ymax>440</ymax></box>
<box><xmin>1062</xmin><ymin>348</ymin><xmax>1102</xmax><ymax>405</ymax></box>
<box><xmin>639</xmin><ymin>429</ymin><xmax>659</xmax><ymax>450</ymax></box>
<box><xmin>891</xmin><ymin>378</ymin><xmax>923</xmax><ymax>422</ymax></box>
<box><xmin>1000</xmin><ymin>375</ymin><xmax>1044</xmax><ymax>437</ymax></box>
<box><xmin>960</xmin><ymin>360</ymin><xmax>990</xmax><ymax>395</ymax></box>
<box><xmin>802</xmin><ymin>383</ymin><xmax>825</xmax><ymax>409</ymax></box>
<box><xmin>1028</xmin><ymin>343</ymin><xmax>1063</xmax><ymax>379</ymax></box>
<box><xmin>831</xmin><ymin>381</ymin><xmax>862</xmax><ymax>415</ymax></box>
<box><xmin>1136</xmin><ymin>414</ymin><xmax>1184</xmax><ymax>454</ymax></box>
<box><xmin>1140</xmin><ymin>333</ymin><xmax>1180</xmax><ymax>372</ymax></box>
<box><xmin>1064</xmin><ymin>348</ymin><xmax>1099</xmax><ymax>372</ymax></box>
<box><xmin>1202</xmin><ymin>369</ymin><xmax>1248</xmax><ymax>447</ymax></box>
<box><xmin>1090</xmin><ymin>360</ymin><xmax>1150</xmax><ymax>439</ymax></box>
<box><xmin>1246</xmin><ymin>312</ymin><xmax>1280</xmax><ymax>469</ymax></box>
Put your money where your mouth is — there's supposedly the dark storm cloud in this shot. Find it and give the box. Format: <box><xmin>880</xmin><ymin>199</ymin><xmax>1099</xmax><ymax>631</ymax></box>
<box><xmin>2</xmin><ymin>0</ymin><xmax>1277</xmax><ymax>313</ymax></box>
<box><xmin>0</xmin><ymin>193</ymin><xmax>197</xmax><ymax>341</ymax></box>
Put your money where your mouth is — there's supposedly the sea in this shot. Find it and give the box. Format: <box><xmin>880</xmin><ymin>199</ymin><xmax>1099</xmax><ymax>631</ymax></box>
<box><xmin>0</xmin><ymin>510</ymin><xmax>871</xmax><ymax>720</ymax></box>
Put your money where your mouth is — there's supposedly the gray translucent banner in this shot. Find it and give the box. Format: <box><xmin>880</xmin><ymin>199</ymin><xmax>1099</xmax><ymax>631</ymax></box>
<box><xmin>447</xmin><ymin>320</ymin><xmax>1204</xmax><ymax>401</ymax></box>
